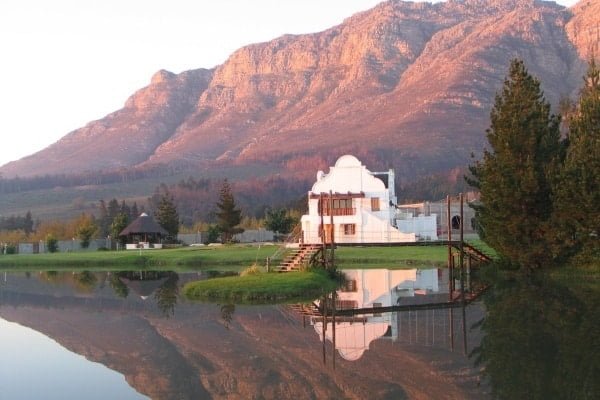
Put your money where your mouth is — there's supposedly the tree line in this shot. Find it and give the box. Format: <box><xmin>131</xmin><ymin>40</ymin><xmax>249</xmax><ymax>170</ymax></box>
<box><xmin>0</xmin><ymin>163</ymin><xmax>187</xmax><ymax>195</ymax></box>
<box><xmin>468</xmin><ymin>58</ymin><xmax>599</xmax><ymax>269</ymax></box>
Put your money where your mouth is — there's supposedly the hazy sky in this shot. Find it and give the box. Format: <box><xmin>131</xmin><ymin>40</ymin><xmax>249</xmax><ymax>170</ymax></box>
<box><xmin>0</xmin><ymin>0</ymin><xmax>579</xmax><ymax>168</ymax></box>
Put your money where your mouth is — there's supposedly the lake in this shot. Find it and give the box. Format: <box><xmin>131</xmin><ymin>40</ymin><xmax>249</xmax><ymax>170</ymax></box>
<box><xmin>0</xmin><ymin>268</ymin><xmax>596</xmax><ymax>399</ymax></box>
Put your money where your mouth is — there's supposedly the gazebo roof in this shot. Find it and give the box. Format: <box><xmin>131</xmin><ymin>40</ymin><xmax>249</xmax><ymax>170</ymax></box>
<box><xmin>119</xmin><ymin>213</ymin><xmax>168</xmax><ymax>236</ymax></box>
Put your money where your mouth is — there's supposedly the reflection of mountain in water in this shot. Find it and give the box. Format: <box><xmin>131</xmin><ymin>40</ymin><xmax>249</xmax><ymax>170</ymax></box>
<box><xmin>0</xmin><ymin>270</ymin><xmax>486</xmax><ymax>399</ymax></box>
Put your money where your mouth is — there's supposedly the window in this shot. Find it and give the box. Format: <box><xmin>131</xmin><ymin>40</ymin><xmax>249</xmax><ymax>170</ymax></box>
<box><xmin>343</xmin><ymin>224</ymin><xmax>356</xmax><ymax>235</ymax></box>
<box><xmin>451</xmin><ymin>215</ymin><xmax>461</xmax><ymax>230</ymax></box>
<box><xmin>341</xmin><ymin>279</ymin><xmax>357</xmax><ymax>292</ymax></box>
<box><xmin>371</xmin><ymin>197</ymin><xmax>380</xmax><ymax>211</ymax></box>
<box><xmin>318</xmin><ymin>197</ymin><xmax>355</xmax><ymax>216</ymax></box>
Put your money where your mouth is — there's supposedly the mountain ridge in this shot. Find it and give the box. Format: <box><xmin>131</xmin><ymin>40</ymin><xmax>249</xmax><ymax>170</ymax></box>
<box><xmin>1</xmin><ymin>0</ymin><xmax>597</xmax><ymax>179</ymax></box>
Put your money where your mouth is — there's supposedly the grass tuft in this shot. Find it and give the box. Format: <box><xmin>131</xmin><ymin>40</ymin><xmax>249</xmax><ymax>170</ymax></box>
<box><xmin>183</xmin><ymin>269</ymin><xmax>338</xmax><ymax>304</ymax></box>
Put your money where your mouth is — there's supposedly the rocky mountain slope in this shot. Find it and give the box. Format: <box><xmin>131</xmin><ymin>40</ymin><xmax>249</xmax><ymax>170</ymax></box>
<box><xmin>1</xmin><ymin>0</ymin><xmax>598</xmax><ymax>179</ymax></box>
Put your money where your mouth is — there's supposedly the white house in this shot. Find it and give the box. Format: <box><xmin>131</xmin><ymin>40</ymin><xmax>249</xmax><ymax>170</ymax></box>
<box><xmin>300</xmin><ymin>155</ymin><xmax>437</xmax><ymax>244</ymax></box>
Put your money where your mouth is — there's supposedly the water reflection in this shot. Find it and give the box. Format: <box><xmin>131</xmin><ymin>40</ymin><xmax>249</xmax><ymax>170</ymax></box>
<box><xmin>305</xmin><ymin>268</ymin><xmax>482</xmax><ymax>362</ymax></box>
<box><xmin>472</xmin><ymin>271</ymin><xmax>599</xmax><ymax>399</ymax></box>
<box><xmin>0</xmin><ymin>268</ymin><xmax>488</xmax><ymax>399</ymax></box>
<box><xmin>9</xmin><ymin>267</ymin><xmax>596</xmax><ymax>399</ymax></box>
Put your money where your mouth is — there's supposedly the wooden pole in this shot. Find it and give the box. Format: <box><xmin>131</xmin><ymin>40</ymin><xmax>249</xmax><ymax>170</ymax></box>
<box><xmin>329</xmin><ymin>190</ymin><xmax>335</xmax><ymax>270</ymax></box>
<box><xmin>332</xmin><ymin>292</ymin><xmax>336</xmax><ymax>370</ymax></box>
<box><xmin>459</xmin><ymin>193</ymin><xmax>465</xmax><ymax>304</ymax></box>
<box><xmin>450</xmin><ymin>307</ymin><xmax>455</xmax><ymax>352</ymax></box>
<box><xmin>460</xmin><ymin>193</ymin><xmax>467</xmax><ymax>355</ymax></box>
<box><xmin>320</xmin><ymin>193</ymin><xmax>325</xmax><ymax>267</ymax></box>
<box><xmin>322</xmin><ymin>295</ymin><xmax>327</xmax><ymax>366</ymax></box>
<box><xmin>447</xmin><ymin>195</ymin><xmax>453</xmax><ymax>298</ymax></box>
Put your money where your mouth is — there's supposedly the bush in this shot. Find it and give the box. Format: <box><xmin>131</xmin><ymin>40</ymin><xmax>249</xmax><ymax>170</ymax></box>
<box><xmin>45</xmin><ymin>234</ymin><xmax>59</xmax><ymax>253</ymax></box>
<box><xmin>3</xmin><ymin>244</ymin><xmax>17</xmax><ymax>254</ymax></box>
<box><xmin>204</xmin><ymin>225</ymin><xmax>221</xmax><ymax>245</ymax></box>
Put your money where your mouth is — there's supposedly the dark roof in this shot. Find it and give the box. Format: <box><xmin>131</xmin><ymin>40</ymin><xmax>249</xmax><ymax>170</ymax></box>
<box><xmin>119</xmin><ymin>213</ymin><xmax>168</xmax><ymax>236</ymax></box>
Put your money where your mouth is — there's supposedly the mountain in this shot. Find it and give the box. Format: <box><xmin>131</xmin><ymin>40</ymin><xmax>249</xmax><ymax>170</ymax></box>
<box><xmin>1</xmin><ymin>0</ymin><xmax>598</xmax><ymax>180</ymax></box>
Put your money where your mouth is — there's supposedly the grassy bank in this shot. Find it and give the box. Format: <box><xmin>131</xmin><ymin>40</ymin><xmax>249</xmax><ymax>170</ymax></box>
<box><xmin>0</xmin><ymin>242</ymin><xmax>478</xmax><ymax>270</ymax></box>
<box><xmin>183</xmin><ymin>269</ymin><xmax>338</xmax><ymax>303</ymax></box>
<box><xmin>0</xmin><ymin>245</ymin><xmax>280</xmax><ymax>270</ymax></box>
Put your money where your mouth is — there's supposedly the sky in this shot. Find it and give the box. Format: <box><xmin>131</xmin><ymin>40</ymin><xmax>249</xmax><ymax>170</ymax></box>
<box><xmin>0</xmin><ymin>0</ymin><xmax>579</xmax><ymax>168</ymax></box>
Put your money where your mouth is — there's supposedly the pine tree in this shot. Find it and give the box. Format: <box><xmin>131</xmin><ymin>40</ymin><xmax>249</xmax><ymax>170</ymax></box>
<box><xmin>215</xmin><ymin>179</ymin><xmax>243</xmax><ymax>243</ymax></box>
<box><xmin>107</xmin><ymin>198</ymin><xmax>120</xmax><ymax>220</ymax></box>
<box><xmin>131</xmin><ymin>202</ymin><xmax>139</xmax><ymax>220</ymax></box>
<box><xmin>97</xmin><ymin>200</ymin><xmax>110</xmax><ymax>237</ymax></box>
<box><xmin>468</xmin><ymin>59</ymin><xmax>562</xmax><ymax>269</ymax></box>
<box><xmin>155</xmin><ymin>193</ymin><xmax>179</xmax><ymax>242</ymax></box>
<box><xmin>120</xmin><ymin>201</ymin><xmax>131</xmax><ymax>221</ymax></box>
<box><xmin>553</xmin><ymin>59</ymin><xmax>600</xmax><ymax>261</ymax></box>
<box><xmin>23</xmin><ymin>211</ymin><xmax>34</xmax><ymax>235</ymax></box>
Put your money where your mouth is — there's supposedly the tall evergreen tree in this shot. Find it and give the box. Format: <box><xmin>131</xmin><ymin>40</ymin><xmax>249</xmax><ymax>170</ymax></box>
<box><xmin>155</xmin><ymin>193</ymin><xmax>179</xmax><ymax>242</ymax></box>
<box><xmin>553</xmin><ymin>59</ymin><xmax>600</xmax><ymax>261</ymax></box>
<box><xmin>107</xmin><ymin>198</ymin><xmax>120</xmax><ymax>220</ymax></box>
<box><xmin>215</xmin><ymin>179</ymin><xmax>243</xmax><ymax>243</ymax></box>
<box><xmin>120</xmin><ymin>201</ymin><xmax>131</xmax><ymax>221</ymax></box>
<box><xmin>97</xmin><ymin>199</ymin><xmax>110</xmax><ymax>237</ymax></box>
<box><xmin>23</xmin><ymin>211</ymin><xmax>34</xmax><ymax>235</ymax></box>
<box><xmin>468</xmin><ymin>59</ymin><xmax>562</xmax><ymax>269</ymax></box>
<box><xmin>131</xmin><ymin>202</ymin><xmax>139</xmax><ymax>220</ymax></box>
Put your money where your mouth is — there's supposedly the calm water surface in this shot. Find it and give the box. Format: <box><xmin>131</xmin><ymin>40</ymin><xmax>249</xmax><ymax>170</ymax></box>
<box><xmin>0</xmin><ymin>268</ymin><xmax>596</xmax><ymax>399</ymax></box>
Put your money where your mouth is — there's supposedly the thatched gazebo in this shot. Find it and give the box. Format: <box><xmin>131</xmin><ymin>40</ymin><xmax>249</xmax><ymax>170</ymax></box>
<box><xmin>119</xmin><ymin>213</ymin><xmax>168</xmax><ymax>249</ymax></box>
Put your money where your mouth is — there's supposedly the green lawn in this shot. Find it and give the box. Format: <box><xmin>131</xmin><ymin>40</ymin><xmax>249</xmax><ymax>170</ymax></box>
<box><xmin>334</xmin><ymin>245</ymin><xmax>449</xmax><ymax>268</ymax></box>
<box><xmin>0</xmin><ymin>243</ymin><xmax>475</xmax><ymax>271</ymax></box>
<box><xmin>183</xmin><ymin>269</ymin><xmax>338</xmax><ymax>303</ymax></box>
<box><xmin>0</xmin><ymin>245</ymin><xmax>282</xmax><ymax>270</ymax></box>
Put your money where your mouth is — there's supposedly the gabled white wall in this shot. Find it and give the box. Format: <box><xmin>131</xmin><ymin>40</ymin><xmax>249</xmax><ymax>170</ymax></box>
<box><xmin>301</xmin><ymin>155</ymin><xmax>436</xmax><ymax>244</ymax></box>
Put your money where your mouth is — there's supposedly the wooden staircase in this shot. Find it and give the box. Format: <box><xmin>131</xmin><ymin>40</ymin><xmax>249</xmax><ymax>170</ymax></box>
<box><xmin>451</xmin><ymin>241</ymin><xmax>492</xmax><ymax>263</ymax></box>
<box><xmin>275</xmin><ymin>244</ymin><xmax>322</xmax><ymax>272</ymax></box>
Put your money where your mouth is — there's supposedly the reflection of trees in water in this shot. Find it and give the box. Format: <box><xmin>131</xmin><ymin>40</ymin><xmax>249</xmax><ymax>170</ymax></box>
<box><xmin>472</xmin><ymin>271</ymin><xmax>599</xmax><ymax>399</ymax></box>
<box><xmin>154</xmin><ymin>273</ymin><xmax>179</xmax><ymax>318</ymax></box>
<box><xmin>73</xmin><ymin>271</ymin><xmax>97</xmax><ymax>293</ymax></box>
<box><xmin>109</xmin><ymin>274</ymin><xmax>129</xmax><ymax>298</ymax></box>
<box><xmin>220</xmin><ymin>304</ymin><xmax>235</xmax><ymax>329</ymax></box>
<box><xmin>39</xmin><ymin>270</ymin><xmax>99</xmax><ymax>293</ymax></box>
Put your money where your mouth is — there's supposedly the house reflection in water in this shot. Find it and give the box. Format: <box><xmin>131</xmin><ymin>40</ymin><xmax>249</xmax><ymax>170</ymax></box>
<box><xmin>312</xmin><ymin>269</ymin><xmax>450</xmax><ymax>361</ymax></box>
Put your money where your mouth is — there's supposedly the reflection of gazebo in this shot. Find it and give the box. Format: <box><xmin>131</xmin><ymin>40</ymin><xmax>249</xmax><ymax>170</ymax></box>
<box><xmin>119</xmin><ymin>276</ymin><xmax>169</xmax><ymax>300</ymax></box>
<box><xmin>119</xmin><ymin>213</ymin><xmax>168</xmax><ymax>249</ymax></box>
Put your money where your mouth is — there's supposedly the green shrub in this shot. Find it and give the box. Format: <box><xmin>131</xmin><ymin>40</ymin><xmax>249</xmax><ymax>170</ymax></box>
<box><xmin>3</xmin><ymin>244</ymin><xmax>17</xmax><ymax>254</ymax></box>
<box><xmin>45</xmin><ymin>234</ymin><xmax>58</xmax><ymax>253</ymax></box>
